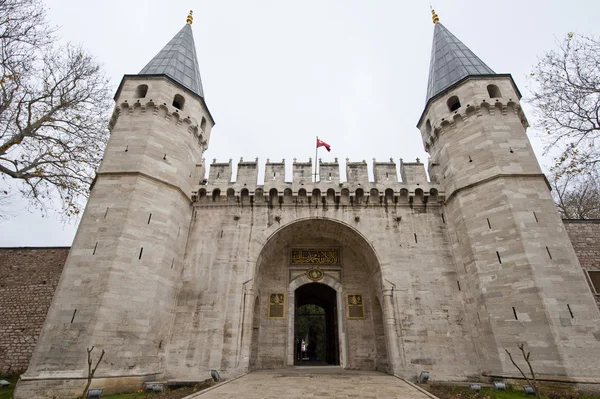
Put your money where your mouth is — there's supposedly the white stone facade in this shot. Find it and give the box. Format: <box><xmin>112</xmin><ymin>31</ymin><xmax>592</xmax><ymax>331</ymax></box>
<box><xmin>14</xmin><ymin>43</ymin><xmax>600</xmax><ymax>399</ymax></box>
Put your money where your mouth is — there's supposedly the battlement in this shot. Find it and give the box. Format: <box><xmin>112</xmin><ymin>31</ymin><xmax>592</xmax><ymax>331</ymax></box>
<box><xmin>193</xmin><ymin>157</ymin><xmax>443</xmax><ymax>206</ymax></box>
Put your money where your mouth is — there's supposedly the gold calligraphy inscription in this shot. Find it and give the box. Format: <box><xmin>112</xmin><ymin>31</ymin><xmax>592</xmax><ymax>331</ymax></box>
<box><xmin>268</xmin><ymin>293</ymin><xmax>285</xmax><ymax>319</ymax></box>
<box><xmin>290</xmin><ymin>249</ymin><xmax>340</xmax><ymax>265</ymax></box>
<box><xmin>346</xmin><ymin>294</ymin><xmax>365</xmax><ymax>319</ymax></box>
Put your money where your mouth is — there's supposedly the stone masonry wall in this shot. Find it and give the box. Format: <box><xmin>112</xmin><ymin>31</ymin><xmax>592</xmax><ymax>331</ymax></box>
<box><xmin>0</xmin><ymin>247</ymin><xmax>68</xmax><ymax>373</ymax></box>
<box><xmin>1</xmin><ymin>219</ymin><xmax>600</xmax><ymax>376</ymax></box>
<box><xmin>563</xmin><ymin>220</ymin><xmax>600</xmax><ymax>309</ymax></box>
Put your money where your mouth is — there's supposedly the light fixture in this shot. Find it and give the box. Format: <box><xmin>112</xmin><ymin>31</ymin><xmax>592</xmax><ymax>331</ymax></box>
<box><xmin>86</xmin><ymin>388</ymin><xmax>103</xmax><ymax>398</ymax></box>
<box><xmin>211</xmin><ymin>369</ymin><xmax>221</xmax><ymax>382</ymax></box>
<box><xmin>523</xmin><ymin>386</ymin><xmax>536</xmax><ymax>395</ymax></box>
<box><xmin>470</xmin><ymin>384</ymin><xmax>481</xmax><ymax>391</ymax></box>
<box><xmin>144</xmin><ymin>382</ymin><xmax>164</xmax><ymax>392</ymax></box>
<box><xmin>493</xmin><ymin>382</ymin><xmax>506</xmax><ymax>391</ymax></box>
<box><xmin>418</xmin><ymin>371</ymin><xmax>430</xmax><ymax>383</ymax></box>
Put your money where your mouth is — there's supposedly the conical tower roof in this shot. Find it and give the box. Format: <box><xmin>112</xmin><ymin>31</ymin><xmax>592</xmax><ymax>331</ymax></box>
<box><xmin>139</xmin><ymin>23</ymin><xmax>204</xmax><ymax>98</ymax></box>
<box><xmin>425</xmin><ymin>22</ymin><xmax>494</xmax><ymax>103</ymax></box>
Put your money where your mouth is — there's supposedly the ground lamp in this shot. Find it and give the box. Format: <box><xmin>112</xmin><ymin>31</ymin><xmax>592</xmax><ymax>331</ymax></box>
<box><xmin>419</xmin><ymin>371</ymin><xmax>430</xmax><ymax>383</ymax></box>
<box><xmin>211</xmin><ymin>369</ymin><xmax>221</xmax><ymax>382</ymax></box>
<box><xmin>493</xmin><ymin>382</ymin><xmax>506</xmax><ymax>391</ymax></box>
<box><xmin>144</xmin><ymin>382</ymin><xmax>164</xmax><ymax>392</ymax></box>
<box><xmin>523</xmin><ymin>385</ymin><xmax>536</xmax><ymax>395</ymax></box>
<box><xmin>86</xmin><ymin>388</ymin><xmax>103</xmax><ymax>398</ymax></box>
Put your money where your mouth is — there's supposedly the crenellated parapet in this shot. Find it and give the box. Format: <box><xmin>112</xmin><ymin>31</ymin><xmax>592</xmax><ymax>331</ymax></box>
<box><xmin>108</xmin><ymin>100</ymin><xmax>207</xmax><ymax>148</ymax></box>
<box><xmin>421</xmin><ymin>97</ymin><xmax>528</xmax><ymax>154</ymax></box>
<box><xmin>192</xmin><ymin>157</ymin><xmax>444</xmax><ymax>206</ymax></box>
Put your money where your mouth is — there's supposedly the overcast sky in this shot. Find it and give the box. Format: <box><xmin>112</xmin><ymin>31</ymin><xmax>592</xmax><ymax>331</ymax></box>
<box><xmin>1</xmin><ymin>0</ymin><xmax>598</xmax><ymax>247</ymax></box>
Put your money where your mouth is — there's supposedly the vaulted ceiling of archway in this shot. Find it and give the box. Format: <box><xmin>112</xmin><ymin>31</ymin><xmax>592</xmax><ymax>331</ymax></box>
<box><xmin>256</xmin><ymin>219</ymin><xmax>380</xmax><ymax>277</ymax></box>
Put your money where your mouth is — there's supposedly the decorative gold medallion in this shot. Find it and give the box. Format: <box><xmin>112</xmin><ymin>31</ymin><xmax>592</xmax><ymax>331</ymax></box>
<box><xmin>346</xmin><ymin>294</ymin><xmax>365</xmax><ymax>319</ymax></box>
<box><xmin>268</xmin><ymin>293</ymin><xmax>285</xmax><ymax>319</ymax></box>
<box><xmin>306</xmin><ymin>266</ymin><xmax>325</xmax><ymax>282</ymax></box>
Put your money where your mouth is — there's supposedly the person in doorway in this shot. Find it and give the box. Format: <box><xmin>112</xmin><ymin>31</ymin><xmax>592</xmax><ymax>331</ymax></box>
<box><xmin>307</xmin><ymin>340</ymin><xmax>317</xmax><ymax>361</ymax></box>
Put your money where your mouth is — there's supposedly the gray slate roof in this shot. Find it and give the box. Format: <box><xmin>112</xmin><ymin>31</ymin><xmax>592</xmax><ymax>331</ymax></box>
<box><xmin>139</xmin><ymin>24</ymin><xmax>204</xmax><ymax>98</ymax></box>
<box><xmin>426</xmin><ymin>23</ymin><xmax>494</xmax><ymax>103</ymax></box>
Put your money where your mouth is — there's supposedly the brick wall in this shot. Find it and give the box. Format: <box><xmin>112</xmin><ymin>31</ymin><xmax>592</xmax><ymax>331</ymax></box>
<box><xmin>0</xmin><ymin>247</ymin><xmax>68</xmax><ymax>374</ymax></box>
<box><xmin>563</xmin><ymin>220</ymin><xmax>600</xmax><ymax>309</ymax></box>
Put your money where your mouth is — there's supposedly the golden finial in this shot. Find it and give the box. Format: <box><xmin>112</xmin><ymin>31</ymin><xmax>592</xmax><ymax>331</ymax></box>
<box><xmin>431</xmin><ymin>7</ymin><xmax>439</xmax><ymax>24</ymax></box>
<box><xmin>186</xmin><ymin>10</ymin><xmax>193</xmax><ymax>25</ymax></box>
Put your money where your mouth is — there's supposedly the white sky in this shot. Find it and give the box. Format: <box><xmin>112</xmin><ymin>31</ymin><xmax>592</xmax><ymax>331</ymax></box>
<box><xmin>1</xmin><ymin>0</ymin><xmax>598</xmax><ymax>247</ymax></box>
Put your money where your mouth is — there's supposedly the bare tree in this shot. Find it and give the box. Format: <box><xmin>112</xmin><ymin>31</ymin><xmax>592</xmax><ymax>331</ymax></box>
<box><xmin>505</xmin><ymin>344</ymin><xmax>541</xmax><ymax>399</ymax></box>
<box><xmin>80</xmin><ymin>346</ymin><xmax>105</xmax><ymax>399</ymax></box>
<box><xmin>552</xmin><ymin>169</ymin><xmax>600</xmax><ymax>219</ymax></box>
<box><xmin>0</xmin><ymin>0</ymin><xmax>112</xmax><ymax>218</ymax></box>
<box><xmin>529</xmin><ymin>33</ymin><xmax>600</xmax><ymax>177</ymax></box>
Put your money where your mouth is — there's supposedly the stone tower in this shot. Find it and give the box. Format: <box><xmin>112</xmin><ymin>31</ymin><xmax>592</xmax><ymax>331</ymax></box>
<box><xmin>417</xmin><ymin>10</ymin><xmax>600</xmax><ymax>380</ymax></box>
<box><xmin>14</xmin><ymin>12</ymin><xmax>214</xmax><ymax>398</ymax></box>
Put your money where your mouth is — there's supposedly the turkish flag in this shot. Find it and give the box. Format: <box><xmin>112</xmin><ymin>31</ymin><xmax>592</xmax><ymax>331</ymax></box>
<box><xmin>316</xmin><ymin>138</ymin><xmax>331</xmax><ymax>152</ymax></box>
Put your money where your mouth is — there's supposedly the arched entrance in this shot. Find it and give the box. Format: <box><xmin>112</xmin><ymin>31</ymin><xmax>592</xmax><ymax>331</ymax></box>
<box><xmin>249</xmin><ymin>218</ymin><xmax>391</xmax><ymax>372</ymax></box>
<box><xmin>294</xmin><ymin>283</ymin><xmax>339</xmax><ymax>365</ymax></box>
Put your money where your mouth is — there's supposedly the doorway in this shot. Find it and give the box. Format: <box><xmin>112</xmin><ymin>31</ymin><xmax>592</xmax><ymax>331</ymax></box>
<box><xmin>294</xmin><ymin>283</ymin><xmax>339</xmax><ymax>365</ymax></box>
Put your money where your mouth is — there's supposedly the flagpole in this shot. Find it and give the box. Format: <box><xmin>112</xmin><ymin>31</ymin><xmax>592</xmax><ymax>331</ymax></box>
<box><xmin>315</xmin><ymin>136</ymin><xmax>318</xmax><ymax>182</ymax></box>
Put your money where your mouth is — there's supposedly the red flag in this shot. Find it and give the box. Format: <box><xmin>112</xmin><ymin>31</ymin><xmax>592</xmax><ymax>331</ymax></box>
<box><xmin>316</xmin><ymin>138</ymin><xmax>331</xmax><ymax>152</ymax></box>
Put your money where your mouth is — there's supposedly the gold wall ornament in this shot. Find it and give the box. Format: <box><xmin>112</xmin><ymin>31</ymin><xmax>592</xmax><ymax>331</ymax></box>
<box><xmin>306</xmin><ymin>266</ymin><xmax>325</xmax><ymax>281</ymax></box>
<box><xmin>268</xmin><ymin>293</ymin><xmax>285</xmax><ymax>319</ymax></box>
<box><xmin>346</xmin><ymin>294</ymin><xmax>365</xmax><ymax>319</ymax></box>
<box><xmin>290</xmin><ymin>248</ymin><xmax>340</xmax><ymax>265</ymax></box>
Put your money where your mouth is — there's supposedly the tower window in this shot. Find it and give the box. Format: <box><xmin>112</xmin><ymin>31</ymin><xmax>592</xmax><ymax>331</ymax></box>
<box><xmin>172</xmin><ymin>94</ymin><xmax>185</xmax><ymax>110</ymax></box>
<box><xmin>487</xmin><ymin>84</ymin><xmax>501</xmax><ymax>98</ymax></box>
<box><xmin>135</xmin><ymin>84</ymin><xmax>148</xmax><ymax>98</ymax></box>
<box><xmin>200</xmin><ymin>117</ymin><xmax>207</xmax><ymax>132</ymax></box>
<box><xmin>447</xmin><ymin>96</ymin><xmax>461</xmax><ymax>112</ymax></box>
<box><xmin>587</xmin><ymin>271</ymin><xmax>600</xmax><ymax>294</ymax></box>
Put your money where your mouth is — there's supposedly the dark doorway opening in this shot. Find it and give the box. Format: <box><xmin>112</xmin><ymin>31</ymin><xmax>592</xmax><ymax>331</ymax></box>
<box><xmin>294</xmin><ymin>283</ymin><xmax>339</xmax><ymax>365</ymax></box>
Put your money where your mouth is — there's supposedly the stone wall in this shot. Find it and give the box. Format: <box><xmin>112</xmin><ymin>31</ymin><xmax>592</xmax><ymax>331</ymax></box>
<box><xmin>0</xmin><ymin>247</ymin><xmax>68</xmax><ymax>373</ymax></box>
<box><xmin>563</xmin><ymin>220</ymin><xmax>600</xmax><ymax>309</ymax></box>
<box><xmin>2</xmin><ymin>219</ymin><xmax>600</xmax><ymax>377</ymax></box>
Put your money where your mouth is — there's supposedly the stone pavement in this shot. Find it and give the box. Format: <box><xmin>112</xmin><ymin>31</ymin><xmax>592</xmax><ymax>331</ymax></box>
<box><xmin>189</xmin><ymin>367</ymin><xmax>436</xmax><ymax>399</ymax></box>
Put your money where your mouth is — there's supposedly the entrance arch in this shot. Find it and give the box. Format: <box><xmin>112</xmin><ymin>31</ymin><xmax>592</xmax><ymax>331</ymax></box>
<box><xmin>249</xmin><ymin>218</ymin><xmax>391</xmax><ymax>372</ymax></box>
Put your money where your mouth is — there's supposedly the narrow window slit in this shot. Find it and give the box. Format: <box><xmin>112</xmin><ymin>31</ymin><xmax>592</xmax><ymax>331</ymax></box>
<box><xmin>70</xmin><ymin>309</ymin><xmax>77</xmax><ymax>324</ymax></box>
<box><xmin>159</xmin><ymin>340</ymin><xmax>162</xmax><ymax>349</ymax></box>
<box><xmin>533</xmin><ymin>212</ymin><xmax>538</xmax><ymax>223</ymax></box>
<box><xmin>567</xmin><ymin>304</ymin><xmax>574</xmax><ymax>318</ymax></box>
<box><xmin>139</xmin><ymin>247</ymin><xmax>144</xmax><ymax>259</ymax></box>
<box><xmin>463</xmin><ymin>263</ymin><xmax>467</xmax><ymax>273</ymax></box>
<box><xmin>457</xmin><ymin>280</ymin><xmax>461</xmax><ymax>291</ymax></box>
<box><xmin>93</xmin><ymin>242</ymin><xmax>98</xmax><ymax>255</ymax></box>
<box><xmin>104</xmin><ymin>207</ymin><xmax>109</xmax><ymax>218</ymax></box>
<box><xmin>512</xmin><ymin>307</ymin><xmax>518</xmax><ymax>320</ymax></box>
<box><xmin>441</xmin><ymin>213</ymin><xmax>445</xmax><ymax>223</ymax></box>
<box><xmin>163</xmin><ymin>154</ymin><xmax>167</xmax><ymax>160</ymax></box>
<box><xmin>414</xmin><ymin>233</ymin><xmax>418</xmax><ymax>243</ymax></box>
<box><xmin>177</xmin><ymin>227</ymin><xmax>180</xmax><ymax>238</ymax></box>
<box><xmin>125</xmin><ymin>145</ymin><xmax>128</xmax><ymax>152</ymax></box>
<box><xmin>487</xmin><ymin>218</ymin><xmax>491</xmax><ymax>229</ymax></box>
<box><xmin>220</xmin><ymin>230</ymin><xmax>223</xmax><ymax>238</ymax></box>
<box><xmin>546</xmin><ymin>246</ymin><xmax>552</xmax><ymax>259</ymax></box>
<box><xmin>496</xmin><ymin>251</ymin><xmax>502</xmax><ymax>264</ymax></box>
<box><xmin>171</xmin><ymin>258</ymin><xmax>175</xmax><ymax>269</ymax></box>
<box><xmin>477</xmin><ymin>312</ymin><xmax>481</xmax><ymax>323</ymax></box>
<box><xmin>147</xmin><ymin>213</ymin><xmax>152</xmax><ymax>224</ymax></box>
<box><xmin>469</xmin><ymin>155</ymin><xmax>473</xmax><ymax>163</ymax></box>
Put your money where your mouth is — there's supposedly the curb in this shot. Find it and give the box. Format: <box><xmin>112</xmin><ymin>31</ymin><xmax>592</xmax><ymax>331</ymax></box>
<box><xmin>397</xmin><ymin>376</ymin><xmax>441</xmax><ymax>399</ymax></box>
<box><xmin>180</xmin><ymin>373</ymin><xmax>248</xmax><ymax>398</ymax></box>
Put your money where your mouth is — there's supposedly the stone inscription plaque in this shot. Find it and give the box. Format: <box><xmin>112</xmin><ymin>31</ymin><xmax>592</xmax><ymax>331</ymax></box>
<box><xmin>268</xmin><ymin>293</ymin><xmax>285</xmax><ymax>319</ymax></box>
<box><xmin>290</xmin><ymin>248</ymin><xmax>340</xmax><ymax>265</ymax></box>
<box><xmin>347</xmin><ymin>294</ymin><xmax>365</xmax><ymax>319</ymax></box>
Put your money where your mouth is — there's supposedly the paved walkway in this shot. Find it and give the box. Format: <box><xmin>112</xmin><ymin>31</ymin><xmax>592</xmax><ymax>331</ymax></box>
<box><xmin>190</xmin><ymin>367</ymin><xmax>435</xmax><ymax>399</ymax></box>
